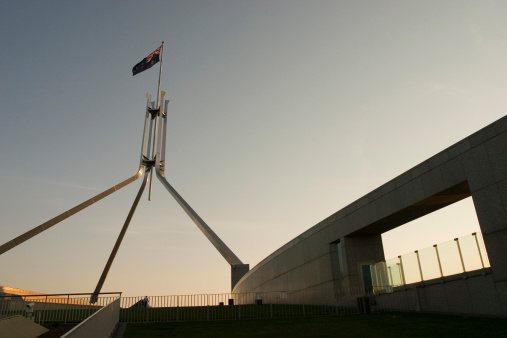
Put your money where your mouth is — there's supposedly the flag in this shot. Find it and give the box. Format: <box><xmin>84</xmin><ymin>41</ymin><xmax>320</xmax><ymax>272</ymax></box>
<box><xmin>132</xmin><ymin>46</ymin><xmax>161</xmax><ymax>76</ymax></box>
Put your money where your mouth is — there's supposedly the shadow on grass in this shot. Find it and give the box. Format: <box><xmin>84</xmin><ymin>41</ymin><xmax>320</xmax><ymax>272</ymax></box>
<box><xmin>123</xmin><ymin>312</ymin><xmax>507</xmax><ymax>337</ymax></box>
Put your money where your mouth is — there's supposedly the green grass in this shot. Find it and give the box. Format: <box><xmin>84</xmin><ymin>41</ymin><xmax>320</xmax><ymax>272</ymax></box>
<box><xmin>123</xmin><ymin>312</ymin><xmax>507</xmax><ymax>337</ymax></box>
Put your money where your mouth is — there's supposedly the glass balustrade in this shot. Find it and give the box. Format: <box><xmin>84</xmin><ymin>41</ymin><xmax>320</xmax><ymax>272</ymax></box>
<box><xmin>370</xmin><ymin>232</ymin><xmax>490</xmax><ymax>290</ymax></box>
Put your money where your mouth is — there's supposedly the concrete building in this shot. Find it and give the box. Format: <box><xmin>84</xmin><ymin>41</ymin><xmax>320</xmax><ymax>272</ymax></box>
<box><xmin>232</xmin><ymin>115</ymin><xmax>507</xmax><ymax>317</ymax></box>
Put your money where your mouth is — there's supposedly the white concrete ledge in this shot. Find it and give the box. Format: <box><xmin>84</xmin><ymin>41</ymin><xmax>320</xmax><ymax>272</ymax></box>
<box><xmin>61</xmin><ymin>298</ymin><xmax>120</xmax><ymax>338</ymax></box>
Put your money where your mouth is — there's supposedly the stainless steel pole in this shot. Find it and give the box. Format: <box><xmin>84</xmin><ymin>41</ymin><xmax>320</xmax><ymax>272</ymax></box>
<box><xmin>415</xmin><ymin>250</ymin><xmax>424</xmax><ymax>282</ymax></box>
<box><xmin>0</xmin><ymin>167</ymin><xmax>145</xmax><ymax>256</ymax></box>
<box><xmin>398</xmin><ymin>256</ymin><xmax>406</xmax><ymax>285</ymax></box>
<box><xmin>148</xmin><ymin>42</ymin><xmax>164</xmax><ymax>201</ymax></box>
<box><xmin>472</xmin><ymin>232</ymin><xmax>485</xmax><ymax>269</ymax></box>
<box><xmin>156</xmin><ymin>41</ymin><xmax>164</xmax><ymax>110</ymax></box>
<box><xmin>140</xmin><ymin>94</ymin><xmax>152</xmax><ymax>166</ymax></box>
<box><xmin>154</xmin><ymin>104</ymin><xmax>244</xmax><ymax>266</ymax></box>
<box><xmin>91</xmin><ymin>172</ymin><xmax>150</xmax><ymax>303</ymax></box>
<box><xmin>434</xmin><ymin>244</ymin><xmax>444</xmax><ymax>277</ymax></box>
<box><xmin>455</xmin><ymin>238</ymin><xmax>466</xmax><ymax>273</ymax></box>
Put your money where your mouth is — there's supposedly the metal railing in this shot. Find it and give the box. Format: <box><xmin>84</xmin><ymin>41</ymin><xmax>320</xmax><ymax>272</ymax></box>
<box><xmin>1</xmin><ymin>233</ymin><xmax>489</xmax><ymax>325</ymax></box>
<box><xmin>0</xmin><ymin>292</ymin><xmax>121</xmax><ymax>324</ymax></box>
<box><xmin>371</xmin><ymin>232</ymin><xmax>490</xmax><ymax>291</ymax></box>
<box><xmin>0</xmin><ymin>288</ymin><xmax>419</xmax><ymax>324</ymax></box>
<box><xmin>118</xmin><ymin>287</ymin><xmax>418</xmax><ymax>322</ymax></box>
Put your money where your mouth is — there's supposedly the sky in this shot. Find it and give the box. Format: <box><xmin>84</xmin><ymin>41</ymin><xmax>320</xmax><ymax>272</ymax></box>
<box><xmin>1</xmin><ymin>1</ymin><xmax>506</xmax><ymax>297</ymax></box>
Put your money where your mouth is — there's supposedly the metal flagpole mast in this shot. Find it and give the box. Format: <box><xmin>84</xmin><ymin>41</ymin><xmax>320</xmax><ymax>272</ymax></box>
<box><xmin>1</xmin><ymin>41</ymin><xmax>249</xmax><ymax>298</ymax></box>
<box><xmin>156</xmin><ymin>41</ymin><xmax>164</xmax><ymax>110</ymax></box>
<box><xmin>148</xmin><ymin>41</ymin><xmax>164</xmax><ymax>201</ymax></box>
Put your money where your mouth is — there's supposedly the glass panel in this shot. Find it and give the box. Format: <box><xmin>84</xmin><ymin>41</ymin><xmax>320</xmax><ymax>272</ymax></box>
<box><xmin>418</xmin><ymin>246</ymin><xmax>441</xmax><ymax>280</ymax></box>
<box><xmin>385</xmin><ymin>257</ymin><xmax>403</xmax><ymax>286</ymax></box>
<box><xmin>372</xmin><ymin>261</ymin><xmax>388</xmax><ymax>287</ymax></box>
<box><xmin>458</xmin><ymin>234</ymin><xmax>482</xmax><ymax>271</ymax></box>
<box><xmin>362</xmin><ymin>265</ymin><xmax>373</xmax><ymax>293</ymax></box>
<box><xmin>379</xmin><ymin>232</ymin><xmax>490</xmax><ymax>288</ymax></box>
<box><xmin>370</xmin><ymin>263</ymin><xmax>379</xmax><ymax>288</ymax></box>
<box><xmin>437</xmin><ymin>239</ymin><xmax>463</xmax><ymax>276</ymax></box>
<box><xmin>400</xmin><ymin>252</ymin><xmax>421</xmax><ymax>284</ymax></box>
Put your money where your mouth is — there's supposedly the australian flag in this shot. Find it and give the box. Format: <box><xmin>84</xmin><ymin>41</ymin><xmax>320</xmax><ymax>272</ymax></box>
<box><xmin>132</xmin><ymin>46</ymin><xmax>161</xmax><ymax>76</ymax></box>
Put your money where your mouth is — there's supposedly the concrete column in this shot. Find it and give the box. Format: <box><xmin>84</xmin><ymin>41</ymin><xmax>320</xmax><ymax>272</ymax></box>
<box><xmin>231</xmin><ymin>264</ymin><xmax>249</xmax><ymax>290</ymax></box>
<box><xmin>470</xmin><ymin>182</ymin><xmax>507</xmax><ymax>315</ymax></box>
<box><xmin>340</xmin><ymin>234</ymin><xmax>384</xmax><ymax>295</ymax></box>
<box><xmin>466</xmin><ymin>131</ymin><xmax>507</xmax><ymax>315</ymax></box>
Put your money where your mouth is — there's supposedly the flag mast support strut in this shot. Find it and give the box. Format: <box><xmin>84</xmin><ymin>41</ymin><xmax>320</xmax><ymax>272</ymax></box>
<box><xmin>0</xmin><ymin>41</ymin><xmax>249</xmax><ymax>303</ymax></box>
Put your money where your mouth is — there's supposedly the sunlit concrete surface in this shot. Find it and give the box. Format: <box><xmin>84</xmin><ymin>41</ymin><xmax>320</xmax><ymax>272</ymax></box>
<box><xmin>233</xmin><ymin>115</ymin><xmax>507</xmax><ymax>316</ymax></box>
<box><xmin>0</xmin><ymin>315</ymin><xmax>48</xmax><ymax>338</ymax></box>
<box><xmin>61</xmin><ymin>298</ymin><xmax>120</xmax><ymax>338</ymax></box>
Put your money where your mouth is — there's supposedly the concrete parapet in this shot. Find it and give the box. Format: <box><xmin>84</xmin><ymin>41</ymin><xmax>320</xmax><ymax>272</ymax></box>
<box><xmin>61</xmin><ymin>298</ymin><xmax>120</xmax><ymax>338</ymax></box>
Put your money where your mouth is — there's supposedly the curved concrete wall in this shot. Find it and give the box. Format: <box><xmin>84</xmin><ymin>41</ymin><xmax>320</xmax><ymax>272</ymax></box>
<box><xmin>233</xmin><ymin>116</ymin><xmax>507</xmax><ymax>315</ymax></box>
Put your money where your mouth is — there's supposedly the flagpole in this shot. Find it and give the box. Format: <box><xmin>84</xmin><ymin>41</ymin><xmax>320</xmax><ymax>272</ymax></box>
<box><xmin>156</xmin><ymin>41</ymin><xmax>164</xmax><ymax>109</ymax></box>
<box><xmin>149</xmin><ymin>41</ymin><xmax>164</xmax><ymax>201</ymax></box>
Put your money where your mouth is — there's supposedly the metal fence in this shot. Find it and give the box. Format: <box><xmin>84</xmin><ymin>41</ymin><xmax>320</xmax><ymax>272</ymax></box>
<box><xmin>0</xmin><ymin>288</ymin><xmax>419</xmax><ymax>324</ymax></box>
<box><xmin>0</xmin><ymin>292</ymin><xmax>120</xmax><ymax>324</ymax></box>
<box><xmin>371</xmin><ymin>232</ymin><xmax>490</xmax><ymax>291</ymax></box>
<box><xmin>2</xmin><ymin>233</ymin><xmax>488</xmax><ymax>325</ymax></box>
<box><xmin>118</xmin><ymin>287</ymin><xmax>418</xmax><ymax>323</ymax></box>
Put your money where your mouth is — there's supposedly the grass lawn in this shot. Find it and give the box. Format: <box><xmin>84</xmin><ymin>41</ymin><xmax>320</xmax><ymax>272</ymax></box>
<box><xmin>123</xmin><ymin>312</ymin><xmax>507</xmax><ymax>337</ymax></box>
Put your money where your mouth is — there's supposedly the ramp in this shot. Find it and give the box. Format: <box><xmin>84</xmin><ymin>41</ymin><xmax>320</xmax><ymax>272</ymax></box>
<box><xmin>0</xmin><ymin>315</ymin><xmax>48</xmax><ymax>338</ymax></box>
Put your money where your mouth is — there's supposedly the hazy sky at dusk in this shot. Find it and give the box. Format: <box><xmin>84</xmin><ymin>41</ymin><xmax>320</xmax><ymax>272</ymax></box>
<box><xmin>1</xmin><ymin>1</ymin><xmax>506</xmax><ymax>297</ymax></box>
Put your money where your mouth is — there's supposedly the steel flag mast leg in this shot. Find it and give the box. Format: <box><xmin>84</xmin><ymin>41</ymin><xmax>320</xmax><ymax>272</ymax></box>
<box><xmin>154</xmin><ymin>99</ymin><xmax>249</xmax><ymax>289</ymax></box>
<box><xmin>0</xmin><ymin>167</ymin><xmax>144</xmax><ymax>256</ymax></box>
<box><xmin>90</xmin><ymin>171</ymin><xmax>150</xmax><ymax>303</ymax></box>
<box><xmin>90</xmin><ymin>92</ymin><xmax>161</xmax><ymax>303</ymax></box>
